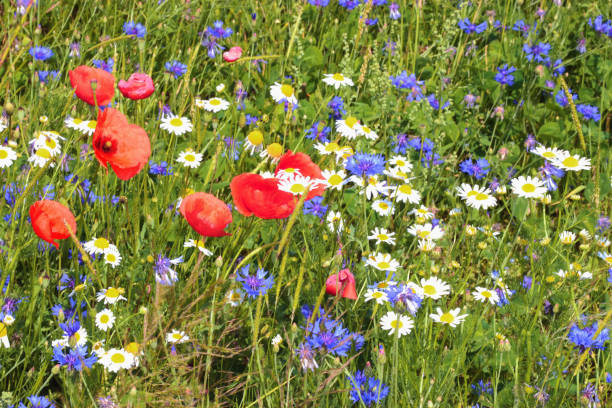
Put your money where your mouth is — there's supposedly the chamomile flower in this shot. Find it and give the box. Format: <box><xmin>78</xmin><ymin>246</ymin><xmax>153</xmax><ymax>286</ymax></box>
<box><xmin>314</xmin><ymin>141</ymin><xmax>341</xmax><ymax>157</ymax></box>
<box><xmin>277</xmin><ymin>174</ymin><xmax>324</xmax><ymax>196</ymax></box>
<box><xmin>420</xmin><ymin>277</ymin><xmax>451</xmax><ymax>299</ymax></box>
<box><xmin>336</xmin><ymin>146</ymin><xmax>355</xmax><ymax>163</ymax></box>
<box><xmin>201</xmin><ymin>97</ymin><xmax>230</xmax><ymax>112</ymax></box>
<box><xmin>184</xmin><ymin>239</ymin><xmax>213</xmax><ymax>256</ymax></box>
<box><xmin>531</xmin><ymin>145</ymin><xmax>567</xmax><ymax>161</ymax></box>
<box><xmin>91</xmin><ymin>340</ymin><xmax>106</xmax><ymax>357</ymax></box>
<box><xmin>103</xmin><ymin>247</ymin><xmax>122</xmax><ymax>268</ymax></box>
<box><xmin>28</xmin><ymin>147</ymin><xmax>55</xmax><ymax>168</ymax></box>
<box><xmin>176</xmin><ymin>149</ymin><xmax>203</xmax><ymax>168</ymax></box>
<box><xmin>0</xmin><ymin>118</ymin><xmax>7</xmax><ymax>133</ymax></box>
<box><xmin>194</xmin><ymin>97</ymin><xmax>206</xmax><ymax>109</ymax></box>
<box><xmin>552</xmin><ymin>152</ymin><xmax>591</xmax><ymax>172</ymax></box>
<box><xmin>244</xmin><ymin>130</ymin><xmax>264</xmax><ymax>154</ymax></box>
<box><xmin>95</xmin><ymin>309</ymin><xmax>115</xmax><ymax>331</ymax></box>
<box><xmin>358</xmin><ymin>124</ymin><xmax>378</xmax><ymax>141</ymax></box>
<box><xmin>63</xmin><ymin>116</ymin><xmax>84</xmax><ymax>130</ymax></box>
<box><xmin>364</xmin><ymin>288</ymin><xmax>389</xmax><ymax>304</ymax></box>
<box><xmin>559</xmin><ymin>231</ymin><xmax>576</xmax><ymax>245</ymax></box>
<box><xmin>99</xmin><ymin>348</ymin><xmax>134</xmax><ymax>372</ymax></box>
<box><xmin>0</xmin><ymin>146</ymin><xmax>17</xmax><ymax>168</ymax></box>
<box><xmin>30</xmin><ymin>131</ymin><xmax>63</xmax><ymax>155</ymax></box>
<box><xmin>166</xmin><ymin>329</ymin><xmax>190</xmax><ymax>344</ymax></box>
<box><xmin>370</xmin><ymin>279</ymin><xmax>397</xmax><ymax>291</ymax></box>
<box><xmin>269</xmin><ymin>82</ymin><xmax>298</xmax><ymax>105</ymax></box>
<box><xmin>84</xmin><ymin>237</ymin><xmax>118</xmax><ymax>256</ymax></box>
<box><xmin>456</xmin><ymin>184</ymin><xmax>497</xmax><ymax>210</ymax></box>
<box><xmin>366</xmin><ymin>252</ymin><xmax>400</xmax><ymax>272</ymax></box>
<box><xmin>579</xmin><ymin>229</ymin><xmax>592</xmax><ymax>241</ymax></box>
<box><xmin>418</xmin><ymin>239</ymin><xmax>436</xmax><ymax>252</ymax></box>
<box><xmin>160</xmin><ymin>116</ymin><xmax>193</xmax><ymax>136</ymax></box>
<box><xmin>511</xmin><ymin>176</ymin><xmax>547</xmax><ymax>199</ymax></box>
<box><xmin>96</xmin><ymin>287</ymin><xmax>127</xmax><ymax>305</ymax></box>
<box><xmin>335</xmin><ymin>116</ymin><xmax>361</xmax><ymax>140</ymax></box>
<box><xmin>473</xmin><ymin>287</ymin><xmax>500</xmax><ymax>305</ymax></box>
<box><xmin>407</xmin><ymin>223</ymin><xmax>444</xmax><ymax>241</ymax></box>
<box><xmin>380</xmin><ymin>311</ymin><xmax>413</xmax><ymax>337</ymax></box>
<box><xmin>62</xmin><ymin>326</ymin><xmax>88</xmax><ymax>347</ymax></box>
<box><xmin>391</xmin><ymin>183</ymin><xmax>421</xmax><ymax>204</ymax></box>
<box><xmin>3</xmin><ymin>315</ymin><xmax>15</xmax><ymax>326</ymax></box>
<box><xmin>351</xmin><ymin>175</ymin><xmax>393</xmax><ymax>200</ymax></box>
<box><xmin>0</xmin><ymin>323</ymin><xmax>9</xmax><ymax>348</ymax></box>
<box><xmin>430</xmin><ymin>308</ymin><xmax>468</xmax><ymax>327</ymax></box>
<box><xmin>372</xmin><ymin>199</ymin><xmax>394</xmax><ymax>216</ymax></box>
<box><xmin>326</xmin><ymin>210</ymin><xmax>344</xmax><ymax>233</ymax></box>
<box><xmin>597</xmin><ymin>251</ymin><xmax>612</xmax><ymax>265</ymax></box>
<box><xmin>368</xmin><ymin>227</ymin><xmax>396</xmax><ymax>245</ymax></box>
<box><xmin>271</xmin><ymin>334</ymin><xmax>283</xmax><ymax>346</ymax></box>
<box><xmin>556</xmin><ymin>268</ymin><xmax>592</xmax><ymax>280</ymax></box>
<box><xmin>226</xmin><ymin>289</ymin><xmax>245</xmax><ymax>306</ymax></box>
<box><xmin>389</xmin><ymin>155</ymin><xmax>412</xmax><ymax>173</ymax></box>
<box><xmin>259</xmin><ymin>142</ymin><xmax>284</xmax><ymax>163</ymax></box>
<box><xmin>79</xmin><ymin>120</ymin><xmax>98</xmax><ymax>135</ymax></box>
<box><xmin>321</xmin><ymin>169</ymin><xmax>347</xmax><ymax>190</ymax></box>
<box><xmin>125</xmin><ymin>342</ymin><xmax>143</xmax><ymax>368</ymax></box>
<box><xmin>595</xmin><ymin>235</ymin><xmax>611</xmax><ymax>248</ymax></box>
<box><xmin>411</xmin><ymin>205</ymin><xmax>434</xmax><ymax>220</ymax></box>
<box><xmin>322</xmin><ymin>73</ymin><xmax>354</xmax><ymax>89</ymax></box>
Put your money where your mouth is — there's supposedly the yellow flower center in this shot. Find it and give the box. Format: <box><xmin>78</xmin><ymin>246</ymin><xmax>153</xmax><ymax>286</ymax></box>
<box><xmin>345</xmin><ymin>116</ymin><xmax>358</xmax><ymax>128</ymax></box>
<box><xmin>377</xmin><ymin>282</ymin><xmax>389</xmax><ymax>289</ymax></box>
<box><xmin>467</xmin><ymin>190</ymin><xmax>478</xmax><ymax>197</ymax></box>
<box><xmin>399</xmin><ymin>184</ymin><xmax>413</xmax><ymax>194</ymax></box>
<box><xmin>280</xmin><ymin>84</ymin><xmax>294</xmax><ymax>97</ymax></box>
<box><xmin>94</xmin><ymin>238</ymin><xmax>110</xmax><ymax>249</ymax></box>
<box><xmin>475</xmin><ymin>192</ymin><xmax>489</xmax><ymax>201</ymax></box>
<box><xmin>111</xmin><ymin>353</ymin><xmax>125</xmax><ymax>364</ymax></box>
<box><xmin>106</xmin><ymin>287</ymin><xmax>119</xmax><ymax>298</ymax></box>
<box><xmin>0</xmin><ymin>150</ymin><xmax>7</xmax><ymax>159</ymax></box>
<box><xmin>390</xmin><ymin>319</ymin><xmax>403</xmax><ymax>329</ymax></box>
<box><xmin>172</xmin><ymin>333</ymin><xmax>183</xmax><ymax>340</ymax></box>
<box><xmin>440</xmin><ymin>312</ymin><xmax>455</xmax><ymax>324</ymax></box>
<box><xmin>36</xmin><ymin>148</ymin><xmax>51</xmax><ymax>159</ymax></box>
<box><xmin>423</xmin><ymin>285</ymin><xmax>436</xmax><ymax>296</ymax></box>
<box><xmin>290</xmin><ymin>184</ymin><xmax>307</xmax><ymax>194</ymax></box>
<box><xmin>184</xmin><ymin>154</ymin><xmax>196</xmax><ymax>162</ymax></box>
<box><xmin>209</xmin><ymin>99</ymin><xmax>221</xmax><ymax>106</ymax></box>
<box><xmin>562</xmin><ymin>156</ymin><xmax>579</xmax><ymax>168</ymax></box>
<box><xmin>372</xmin><ymin>292</ymin><xmax>383</xmax><ymax>298</ymax></box>
<box><xmin>418</xmin><ymin>231</ymin><xmax>431</xmax><ymax>238</ymax></box>
<box><xmin>106</xmin><ymin>253</ymin><xmax>116</xmax><ymax>262</ymax></box>
<box><xmin>328</xmin><ymin>174</ymin><xmax>342</xmax><ymax>185</ymax></box>
<box><xmin>332</xmin><ymin>73</ymin><xmax>345</xmax><ymax>81</ymax></box>
<box><xmin>377</xmin><ymin>261</ymin><xmax>391</xmax><ymax>269</ymax></box>
<box><xmin>542</xmin><ymin>151</ymin><xmax>556</xmax><ymax>159</ymax></box>
<box><xmin>377</xmin><ymin>234</ymin><xmax>388</xmax><ymax>241</ymax></box>
<box><xmin>87</xmin><ymin>120</ymin><xmax>97</xmax><ymax>129</ymax></box>
<box><xmin>126</xmin><ymin>342</ymin><xmax>140</xmax><ymax>355</ymax></box>
<box><xmin>170</xmin><ymin>118</ymin><xmax>183</xmax><ymax>127</ymax></box>
<box><xmin>378</xmin><ymin>202</ymin><xmax>389</xmax><ymax>210</ymax></box>
<box><xmin>73</xmin><ymin>118</ymin><xmax>83</xmax><ymax>124</ymax></box>
<box><xmin>100</xmin><ymin>315</ymin><xmax>109</xmax><ymax>323</ymax></box>
<box><xmin>267</xmin><ymin>143</ymin><xmax>283</xmax><ymax>158</ymax></box>
<box><xmin>45</xmin><ymin>139</ymin><xmax>57</xmax><ymax>149</ymax></box>
<box><xmin>481</xmin><ymin>290</ymin><xmax>492</xmax><ymax>298</ymax></box>
<box><xmin>362</xmin><ymin>126</ymin><xmax>371</xmax><ymax>133</ymax></box>
<box><xmin>522</xmin><ymin>184</ymin><xmax>536</xmax><ymax>193</ymax></box>
<box><xmin>248</xmin><ymin>130</ymin><xmax>263</xmax><ymax>145</ymax></box>
<box><xmin>324</xmin><ymin>142</ymin><xmax>340</xmax><ymax>152</ymax></box>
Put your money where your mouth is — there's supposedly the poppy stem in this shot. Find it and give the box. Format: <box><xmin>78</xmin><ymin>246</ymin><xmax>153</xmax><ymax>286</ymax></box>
<box><xmin>63</xmin><ymin>220</ymin><xmax>102</xmax><ymax>288</ymax></box>
<box><xmin>275</xmin><ymin>190</ymin><xmax>309</xmax><ymax>259</ymax></box>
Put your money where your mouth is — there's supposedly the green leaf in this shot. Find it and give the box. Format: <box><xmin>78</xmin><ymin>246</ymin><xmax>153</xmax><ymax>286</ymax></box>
<box><xmin>511</xmin><ymin>198</ymin><xmax>528</xmax><ymax>220</ymax></box>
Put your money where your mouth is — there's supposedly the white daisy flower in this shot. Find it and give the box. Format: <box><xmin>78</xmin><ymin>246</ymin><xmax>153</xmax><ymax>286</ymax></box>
<box><xmin>380</xmin><ymin>311</ymin><xmax>413</xmax><ymax>337</ymax></box>
<box><xmin>96</xmin><ymin>287</ymin><xmax>127</xmax><ymax>305</ymax></box>
<box><xmin>166</xmin><ymin>329</ymin><xmax>190</xmax><ymax>344</ymax></box>
<box><xmin>357</xmin><ymin>124</ymin><xmax>378</xmax><ymax>141</ymax></box>
<box><xmin>335</xmin><ymin>116</ymin><xmax>361</xmax><ymax>140</ymax></box>
<box><xmin>384</xmin><ymin>166</ymin><xmax>412</xmax><ymax>182</ymax></box>
<box><xmin>350</xmin><ymin>175</ymin><xmax>393</xmax><ymax>200</ymax></box>
<box><xmin>530</xmin><ymin>145</ymin><xmax>567</xmax><ymax>161</ymax></box>
<box><xmin>473</xmin><ymin>287</ymin><xmax>500</xmax><ymax>305</ymax></box>
<box><xmin>269</xmin><ymin>82</ymin><xmax>298</xmax><ymax>105</ymax></box>
<box><xmin>30</xmin><ymin>131</ymin><xmax>63</xmax><ymax>156</ymax></box>
<box><xmin>103</xmin><ymin>247</ymin><xmax>122</xmax><ymax>268</ymax></box>
<box><xmin>0</xmin><ymin>324</ymin><xmax>9</xmax><ymax>348</ymax></box>
<box><xmin>411</xmin><ymin>205</ymin><xmax>434</xmax><ymax>220</ymax></box>
<box><xmin>201</xmin><ymin>97</ymin><xmax>230</xmax><ymax>113</ymax></box>
<box><xmin>326</xmin><ymin>210</ymin><xmax>344</xmax><ymax>233</ymax></box>
<box><xmin>336</xmin><ymin>146</ymin><xmax>354</xmax><ymax>163</ymax></box>
<box><xmin>63</xmin><ymin>327</ymin><xmax>88</xmax><ymax>347</ymax></box>
<box><xmin>551</xmin><ymin>152</ymin><xmax>591</xmax><ymax>172</ymax></box>
<box><xmin>559</xmin><ymin>231</ymin><xmax>576</xmax><ymax>245</ymax></box>
<box><xmin>420</xmin><ymin>277</ymin><xmax>451</xmax><ymax>299</ymax></box>
<box><xmin>95</xmin><ymin>309</ymin><xmax>116</xmax><ymax>331</ymax></box>
<box><xmin>321</xmin><ymin>169</ymin><xmax>347</xmax><ymax>191</ymax></box>
<box><xmin>368</xmin><ymin>227</ymin><xmax>396</xmax><ymax>245</ymax></box>
<box><xmin>0</xmin><ymin>146</ymin><xmax>17</xmax><ymax>168</ymax></box>
<box><xmin>372</xmin><ymin>199</ymin><xmax>394</xmax><ymax>216</ymax></box>
<box><xmin>176</xmin><ymin>149</ymin><xmax>203</xmax><ymax>168</ymax></box>
<box><xmin>418</xmin><ymin>239</ymin><xmax>436</xmax><ymax>252</ymax></box>
<box><xmin>598</xmin><ymin>251</ymin><xmax>612</xmax><ymax>264</ymax></box>
<box><xmin>430</xmin><ymin>308</ymin><xmax>468</xmax><ymax>327</ymax></box>
<box><xmin>391</xmin><ymin>183</ymin><xmax>421</xmax><ymax>204</ymax></box>
<box><xmin>125</xmin><ymin>342</ymin><xmax>143</xmax><ymax>368</ymax></box>
<box><xmin>313</xmin><ymin>141</ymin><xmax>341</xmax><ymax>157</ymax></box>
<box><xmin>579</xmin><ymin>229</ymin><xmax>591</xmax><ymax>241</ymax></box>
<box><xmin>79</xmin><ymin>120</ymin><xmax>98</xmax><ymax>135</ymax></box>
<box><xmin>389</xmin><ymin>155</ymin><xmax>412</xmax><ymax>173</ymax></box>
<box><xmin>259</xmin><ymin>143</ymin><xmax>284</xmax><ymax>163</ymax></box>
<box><xmin>555</xmin><ymin>269</ymin><xmax>592</xmax><ymax>280</ymax></box>
<box><xmin>456</xmin><ymin>184</ymin><xmax>497</xmax><ymax>210</ymax></box>
<box><xmin>407</xmin><ymin>223</ymin><xmax>444</xmax><ymax>241</ymax></box>
<box><xmin>83</xmin><ymin>237</ymin><xmax>118</xmax><ymax>256</ymax></box>
<box><xmin>277</xmin><ymin>174</ymin><xmax>324</xmax><ymax>196</ymax></box>
<box><xmin>226</xmin><ymin>289</ymin><xmax>245</xmax><ymax>307</ymax></box>
<box><xmin>271</xmin><ymin>334</ymin><xmax>283</xmax><ymax>346</ymax></box>
<box><xmin>511</xmin><ymin>176</ymin><xmax>547</xmax><ymax>199</ymax></box>
<box><xmin>99</xmin><ymin>348</ymin><xmax>134</xmax><ymax>372</ymax></box>
<box><xmin>91</xmin><ymin>340</ymin><xmax>106</xmax><ymax>357</ymax></box>
<box><xmin>28</xmin><ymin>147</ymin><xmax>55</xmax><ymax>168</ymax></box>
<box><xmin>244</xmin><ymin>130</ymin><xmax>264</xmax><ymax>154</ymax></box>
<box><xmin>160</xmin><ymin>116</ymin><xmax>193</xmax><ymax>136</ymax></box>
<box><xmin>595</xmin><ymin>235</ymin><xmax>611</xmax><ymax>248</ymax></box>
<box><xmin>364</xmin><ymin>288</ymin><xmax>389</xmax><ymax>304</ymax></box>
<box><xmin>216</xmin><ymin>83</ymin><xmax>225</xmax><ymax>93</ymax></box>
<box><xmin>184</xmin><ymin>239</ymin><xmax>213</xmax><ymax>256</ymax></box>
<box><xmin>322</xmin><ymin>73</ymin><xmax>354</xmax><ymax>89</ymax></box>
<box><xmin>366</xmin><ymin>252</ymin><xmax>400</xmax><ymax>272</ymax></box>
<box><xmin>2</xmin><ymin>315</ymin><xmax>15</xmax><ymax>326</ymax></box>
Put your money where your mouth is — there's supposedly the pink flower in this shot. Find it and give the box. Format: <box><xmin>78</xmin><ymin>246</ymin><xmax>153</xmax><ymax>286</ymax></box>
<box><xmin>222</xmin><ymin>46</ymin><xmax>243</xmax><ymax>62</ymax></box>
<box><xmin>118</xmin><ymin>73</ymin><xmax>155</xmax><ymax>100</ymax></box>
<box><xmin>325</xmin><ymin>269</ymin><xmax>357</xmax><ymax>300</ymax></box>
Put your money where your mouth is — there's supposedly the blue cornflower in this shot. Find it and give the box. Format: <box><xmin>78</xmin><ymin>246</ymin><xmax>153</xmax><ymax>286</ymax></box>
<box><xmin>29</xmin><ymin>46</ymin><xmax>53</xmax><ymax>61</ymax></box>
<box><xmin>459</xmin><ymin>158</ymin><xmax>490</xmax><ymax>180</ymax></box>
<box><xmin>303</xmin><ymin>196</ymin><xmax>328</xmax><ymax>219</ymax></box>
<box><xmin>149</xmin><ymin>161</ymin><xmax>173</xmax><ymax>176</ymax></box>
<box><xmin>589</xmin><ymin>15</ymin><xmax>612</xmax><ymax>37</ymax></box>
<box><xmin>123</xmin><ymin>21</ymin><xmax>146</xmax><ymax>38</ymax></box>
<box><xmin>426</xmin><ymin>94</ymin><xmax>450</xmax><ymax>110</ymax></box>
<box><xmin>581</xmin><ymin>384</ymin><xmax>600</xmax><ymax>405</ymax></box>
<box><xmin>389</xmin><ymin>71</ymin><xmax>424</xmax><ymax>101</ymax></box>
<box><xmin>389</xmin><ymin>3</ymin><xmax>400</xmax><ymax>20</ymax></box>
<box><xmin>39</xmin><ymin>184</ymin><xmax>55</xmax><ymax>200</ymax></box>
<box><xmin>2</xmin><ymin>297</ymin><xmax>22</xmax><ymax>315</ymax></box>
<box><xmin>495</xmin><ymin>288</ymin><xmax>510</xmax><ymax>307</ymax></box>
<box><xmin>347</xmin><ymin>370</ymin><xmax>390</xmax><ymax>406</ymax></box>
<box><xmin>458</xmin><ymin>18</ymin><xmax>487</xmax><ymax>34</ymax></box>
<box><xmin>206</xmin><ymin>21</ymin><xmax>233</xmax><ymax>39</ymax></box>
<box><xmin>576</xmin><ymin>104</ymin><xmax>600</xmax><ymax>121</ymax></box>
<box><xmin>365</xmin><ymin>18</ymin><xmax>378</xmax><ymax>26</ymax></box>
<box><xmin>201</xmin><ymin>34</ymin><xmax>225</xmax><ymax>58</ymax></box>
<box><xmin>568</xmin><ymin>322</ymin><xmax>609</xmax><ymax>352</ymax></box>
<box><xmin>513</xmin><ymin>20</ymin><xmax>535</xmax><ymax>37</ymax></box>
<box><xmin>494</xmin><ymin>64</ymin><xmax>516</xmax><ymax>86</ymax></box>
<box><xmin>539</xmin><ymin>161</ymin><xmax>564</xmax><ymax>191</ymax></box>
<box><xmin>223</xmin><ymin>137</ymin><xmax>242</xmax><ymax>161</ymax></box>
<box><xmin>52</xmin><ymin>345</ymin><xmax>97</xmax><ymax>371</ymax></box>
<box><xmin>304</xmin><ymin>312</ymin><xmax>364</xmax><ymax>356</ymax></box>
<box><xmin>549</xmin><ymin>59</ymin><xmax>565</xmax><ymax>77</ymax></box>
<box><xmin>386</xmin><ymin>283</ymin><xmax>423</xmax><ymax>315</ymax></box>
<box><xmin>25</xmin><ymin>395</ymin><xmax>55</xmax><ymax>408</ymax></box>
<box><xmin>576</xmin><ymin>38</ymin><xmax>587</xmax><ymax>54</ymax></box>
<box><xmin>305</xmin><ymin>121</ymin><xmax>331</xmax><ymax>143</ymax></box>
<box><xmin>372</xmin><ymin>0</ymin><xmax>387</xmax><ymax>5</ymax></box>
<box><xmin>523</xmin><ymin>42</ymin><xmax>551</xmax><ymax>63</ymax></box>
<box><xmin>421</xmin><ymin>151</ymin><xmax>444</xmax><ymax>168</ymax></box>
<box><xmin>339</xmin><ymin>0</ymin><xmax>360</xmax><ymax>10</ymax></box>
<box><xmin>154</xmin><ymin>254</ymin><xmax>183</xmax><ymax>286</ymax></box>
<box><xmin>60</xmin><ymin>319</ymin><xmax>81</xmax><ymax>338</ymax></box>
<box><xmin>92</xmin><ymin>58</ymin><xmax>114</xmax><ymax>73</ymax></box>
<box><xmin>328</xmin><ymin>96</ymin><xmax>346</xmax><ymax>119</ymax></box>
<box><xmin>392</xmin><ymin>133</ymin><xmax>409</xmax><ymax>154</ymax></box>
<box><xmin>308</xmin><ymin>0</ymin><xmax>330</xmax><ymax>6</ymax></box>
<box><xmin>407</xmin><ymin>137</ymin><xmax>434</xmax><ymax>153</ymax></box>
<box><xmin>344</xmin><ymin>152</ymin><xmax>386</xmax><ymax>177</ymax></box>
<box><xmin>597</xmin><ymin>216</ymin><xmax>611</xmax><ymax>233</ymax></box>
<box><xmin>165</xmin><ymin>60</ymin><xmax>188</xmax><ymax>78</ymax></box>
<box><xmin>522</xmin><ymin>276</ymin><xmax>533</xmax><ymax>290</ymax></box>
<box><xmin>36</xmin><ymin>70</ymin><xmax>60</xmax><ymax>84</ymax></box>
<box><xmin>554</xmin><ymin>88</ymin><xmax>577</xmax><ymax>107</ymax></box>
<box><xmin>236</xmin><ymin>265</ymin><xmax>274</xmax><ymax>298</ymax></box>
<box><xmin>58</xmin><ymin>273</ymin><xmax>87</xmax><ymax>294</ymax></box>
<box><xmin>245</xmin><ymin>114</ymin><xmax>259</xmax><ymax>126</ymax></box>
<box><xmin>296</xmin><ymin>342</ymin><xmax>318</xmax><ymax>371</ymax></box>
<box><xmin>471</xmin><ymin>380</ymin><xmax>494</xmax><ymax>395</ymax></box>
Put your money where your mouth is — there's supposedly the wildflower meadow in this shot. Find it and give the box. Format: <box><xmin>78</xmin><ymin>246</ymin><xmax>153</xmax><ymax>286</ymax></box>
<box><xmin>1</xmin><ymin>0</ymin><xmax>612</xmax><ymax>406</ymax></box>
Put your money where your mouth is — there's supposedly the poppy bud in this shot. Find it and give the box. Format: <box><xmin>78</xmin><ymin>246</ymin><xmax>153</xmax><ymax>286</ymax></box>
<box><xmin>118</xmin><ymin>73</ymin><xmax>155</xmax><ymax>100</ymax></box>
<box><xmin>222</xmin><ymin>46</ymin><xmax>243</xmax><ymax>62</ymax></box>
<box><xmin>325</xmin><ymin>269</ymin><xmax>357</xmax><ymax>300</ymax></box>
<box><xmin>179</xmin><ymin>192</ymin><xmax>232</xmax><ymax>237</ymax></box>
<box><xmin>29</xmin><ymin>200</ymin><xmax>77</xmax><ymax>249</ymax></box>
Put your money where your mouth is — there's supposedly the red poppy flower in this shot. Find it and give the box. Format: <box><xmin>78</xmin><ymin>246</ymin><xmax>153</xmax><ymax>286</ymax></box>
<box><xmin>325</xmin><ymin>269</ymin><xmax>357</xmax><ymax>300</ymax></box>
<box><xmin>180</xmin><ymin>192</ymin><xmax>232</xmax><ymax>237</ymax></box>
<box><xmin>230</xmin><ymin>173</ymin><xmax>296</xmax><ymax>219</ymax></box>
<box><xmin>69</xmin><ymin>65</ymin><xmax>115</xmax><ymax>106</ymax></box>
<box><xmin>222</xmin><ymin>46</ymin><xmax>243</xmax><ymax>62</ymax></box>
<box><xmin>29</xmin><ymin>200</ymin><xmax>77</xmax><ymax>249</ymax></box>
<box><xmin>275</xmin><ymin>150</ymin><xmax>325</xmax><ymax>199</ymax></box>
<box><xmin>118</xmin><ymin>73</ymin><xmax>155</xmax><ymax>100</ymax></box>
<box><xmin>92</xmin><ymin>108</ymin><xmax>151</xmax><ymax>180</ymax></box>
